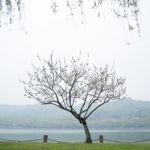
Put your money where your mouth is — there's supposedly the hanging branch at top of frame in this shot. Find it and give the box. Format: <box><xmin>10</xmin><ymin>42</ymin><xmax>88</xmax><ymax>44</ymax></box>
<box><xmin>0</xmin><ymin>0</ymin><xmax>23</xmax><ymax>27</ymax></box>
<box><xmin>50</xmin><ymin>0</ymin><xmax>140</xmax><ymax>33</ymax></box>
<box><xmin>0</xmin><ymin>0</ymin><xmax>140</xmax><ymax>33</ymax></box>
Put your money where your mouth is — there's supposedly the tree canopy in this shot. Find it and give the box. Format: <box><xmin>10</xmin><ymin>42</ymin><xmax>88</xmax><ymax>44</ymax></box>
<box><xmin>0</xmin><ymin>0</ymin><xmax>139</xmax><ymax>32</ymax></box>
<box><xmin>23</xmin><ymin>54</ymin><xmax>126</xmax><ymax>143</ymax></box>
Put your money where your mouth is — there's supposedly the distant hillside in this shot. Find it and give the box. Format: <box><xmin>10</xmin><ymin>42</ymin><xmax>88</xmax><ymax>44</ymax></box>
<box><xmin>0</xmin><ymin>99</ymin><xmax>150</xmax><ymax>129</ymax></box>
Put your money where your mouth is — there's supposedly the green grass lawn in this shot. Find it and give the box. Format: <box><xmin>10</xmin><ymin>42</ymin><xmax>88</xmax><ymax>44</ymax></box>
<box><xmin>0</xmin><ymin>142</ymin><xmax>150</xmax><ymax>150</ymax></box>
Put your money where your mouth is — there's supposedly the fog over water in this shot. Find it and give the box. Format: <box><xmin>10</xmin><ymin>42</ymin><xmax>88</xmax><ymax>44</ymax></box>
<box><xmin>1</xmin><ymin>129</ymin><xmax>150</xmax><ymax>142</ymax></box>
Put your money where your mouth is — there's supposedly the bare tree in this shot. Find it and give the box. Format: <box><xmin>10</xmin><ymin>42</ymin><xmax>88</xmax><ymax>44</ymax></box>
<box><xmin>0</xmin><ymin>0</ymin><xmax>139</xmax><ymax>32</ymax></box>
<box><xmin>23</xmin><ymin>54</ymin><xmax>126</xmax><ymax>143</ymax></box>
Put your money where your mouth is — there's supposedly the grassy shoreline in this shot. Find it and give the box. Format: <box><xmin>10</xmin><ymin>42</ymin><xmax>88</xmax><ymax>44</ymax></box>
<box><xmin>0</xmin><ymin>142</ymin><xmax>150</xmax><ymax>150</ymax></box>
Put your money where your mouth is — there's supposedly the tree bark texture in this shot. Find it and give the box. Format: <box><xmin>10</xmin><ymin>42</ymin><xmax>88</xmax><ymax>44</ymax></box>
<box><xmin>82</xmin><ymin>120</ymin><xmax>92</xmax><ymax>143</ymax></box>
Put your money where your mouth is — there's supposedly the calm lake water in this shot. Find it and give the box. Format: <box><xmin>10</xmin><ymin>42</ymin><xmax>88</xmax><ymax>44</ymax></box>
<box><xmin>0</xmin><ymin>129</ymin><xmax>150</xmax><ymax>143</ymax></box>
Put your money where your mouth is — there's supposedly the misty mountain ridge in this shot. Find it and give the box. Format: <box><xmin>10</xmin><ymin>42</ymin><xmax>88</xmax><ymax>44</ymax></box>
<box><xmin>0</xmin><ymin>98</ymin><xmax>150</xmax><ymax>129</ymax></box>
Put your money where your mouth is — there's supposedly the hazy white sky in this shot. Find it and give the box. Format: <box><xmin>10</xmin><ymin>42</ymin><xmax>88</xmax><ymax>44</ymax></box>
<box><xmin>0</xmin><ymin>0</ymin><xmax>150</xmax><ymax>105</ymax></box>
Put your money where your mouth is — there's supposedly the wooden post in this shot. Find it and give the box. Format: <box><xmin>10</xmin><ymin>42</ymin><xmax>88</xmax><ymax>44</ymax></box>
<box><xmin>43</xmin><ymin>135</ymin><xmax>48</xmax><ymax>143</ymax></box>
<box><xmin>99</xmin><ymin>135</ymin><xmax>103</xmax><ymax>143</ymax></box>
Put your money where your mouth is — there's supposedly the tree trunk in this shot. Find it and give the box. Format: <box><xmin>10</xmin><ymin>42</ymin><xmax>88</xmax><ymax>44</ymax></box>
<box><xmin>82</xmin><ymin>120</ymin><xmax>92</xmax><ymax>143</ymax></box>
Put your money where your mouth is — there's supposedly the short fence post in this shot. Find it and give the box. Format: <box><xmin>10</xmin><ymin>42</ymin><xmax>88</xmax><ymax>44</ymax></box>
<box><xmin>43</xmin><ymin>135</ymin><xmax>48</xmax><ymax>143</ymax></box>
<box><xmin>99</xmin><ymin>135</ymin><xmax>103</xmax><ymax>143</ymax></box>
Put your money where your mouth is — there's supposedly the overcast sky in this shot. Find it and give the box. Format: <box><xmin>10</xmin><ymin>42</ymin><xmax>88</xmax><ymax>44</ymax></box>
<box><xmin>0</xmin><ymin>0</ymin><xmax>150</xmax><ymax>105</ymax></box>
